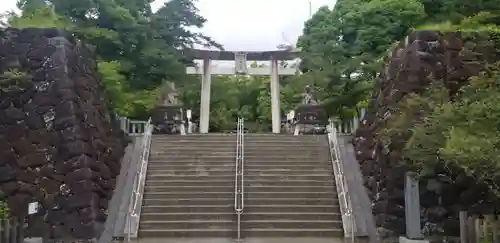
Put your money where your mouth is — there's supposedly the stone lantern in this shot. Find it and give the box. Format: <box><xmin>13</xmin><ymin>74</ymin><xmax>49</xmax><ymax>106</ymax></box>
<box><xmin>293</xmin><ymin>85</ymin><xmax>327</xmax><ymax>134</ymax></box>
<box><xmin>152</xmin><ymin>82</ymin><xmax>186</xmax><ymax>134</ymax></box>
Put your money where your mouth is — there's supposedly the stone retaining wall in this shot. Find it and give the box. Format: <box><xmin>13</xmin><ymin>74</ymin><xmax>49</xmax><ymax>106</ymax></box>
<box><xmin>353</xmin><ymin>30</ymin><xmax>500</xmax><ymax>237</ymax></box>
<box><xmin>0</xmin><ymin>28</ymin><xmax>126</xmax><ymax>240</ymax></box>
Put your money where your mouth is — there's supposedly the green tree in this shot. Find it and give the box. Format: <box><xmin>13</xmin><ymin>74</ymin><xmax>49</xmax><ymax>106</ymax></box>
<box><xmin>405</xmin><ymin>62</ymin><xmax>500</xmax><ymax>194</ymax></box>
<box><xmin>5</xmin><ymin>0</ymin><xmax>221</xmax><ymax>118</ymax></box>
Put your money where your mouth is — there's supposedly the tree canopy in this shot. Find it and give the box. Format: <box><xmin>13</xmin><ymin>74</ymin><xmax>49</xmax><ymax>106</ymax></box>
<box><xmin>3</xmin><ymin>0</ymin><xmax>222</xmax><ymax>118</ymax></box>
<box><xmin>297</xmin><ymin>0</ymin><xmax>500</xmax><ymax>192</ymax></box>
<box><xmin>1</xmin><ymin>0</ymin><xmax>500</xmax><ymax>194</ymax></box>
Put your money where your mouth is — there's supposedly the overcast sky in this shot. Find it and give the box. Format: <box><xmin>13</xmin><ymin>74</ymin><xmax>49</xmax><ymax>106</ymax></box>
<box><xmin>1</xmin><ymin>0</ymin><xmax>335</xmax><ymax>51</ymax></box>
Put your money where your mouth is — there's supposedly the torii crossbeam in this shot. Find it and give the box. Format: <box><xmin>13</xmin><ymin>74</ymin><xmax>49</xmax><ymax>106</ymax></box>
<box><xmin>184</xmin><ymin>49</ymin><xmax>299</xmax><ymax>133</ymax></box>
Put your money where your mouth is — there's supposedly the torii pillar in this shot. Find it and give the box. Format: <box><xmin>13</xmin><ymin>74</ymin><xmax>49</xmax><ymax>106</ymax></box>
<box><xmin>269</xmin><ymin>57</ymin><xmax>281</xmax><ymax>134</ymax></box>
<box><xmin>185</xmin><ymin>49</ymin><xmax>298</xmax><ymax>133</ymax></box>
<box><xmin>200</xmin><ymin>57</ymin><xmax>211</xmax><ymax>134</ymax></box>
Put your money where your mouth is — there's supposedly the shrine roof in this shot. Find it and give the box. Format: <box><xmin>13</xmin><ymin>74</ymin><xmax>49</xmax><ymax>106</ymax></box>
<box><xmin>181</xmin><ymin>48</ymin><xmax>299</xmax><ymax>61</ymax></box>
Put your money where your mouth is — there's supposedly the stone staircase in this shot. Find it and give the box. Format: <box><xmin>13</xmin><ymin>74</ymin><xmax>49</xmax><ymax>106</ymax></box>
<box><xmin>137</xmin><ymin>133</ymin><xmax>343</xmax><ymax>239</ymax></box>
<box><xmin>242</xmin><ymin>134</ymin><xmax>343</xmax><ymax>237</ymax></box>
<box><xmin>138</xmin><ymin>134</ymin><xmax>236</xmax><ymax>238</ymax></box>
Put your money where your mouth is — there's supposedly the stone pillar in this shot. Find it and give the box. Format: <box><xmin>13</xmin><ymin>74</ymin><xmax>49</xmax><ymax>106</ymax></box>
<box><xmin>270</xmin><ymin>57</ymin><xmax>281</xmax><ymax>133</ymax></box>
<box><xmin>199</xmin><ymin>58</ymin><xmax>211</xmax><ymax>133</ymax></box>
<box><xmin>405</xmin><ymin>172</ymin><xmax>422</xmax><ymax>239</ymax></box>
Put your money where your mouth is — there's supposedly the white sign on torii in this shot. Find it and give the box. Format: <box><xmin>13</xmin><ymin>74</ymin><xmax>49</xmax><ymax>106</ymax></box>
<box><xmin>184</xmin><ymin>49</ymin><xmax>299</xmax><ymax>133</ymax></box>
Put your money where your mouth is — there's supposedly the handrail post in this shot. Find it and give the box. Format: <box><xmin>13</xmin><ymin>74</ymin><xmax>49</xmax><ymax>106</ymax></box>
<box><xmin>234</xmin><ymin>118</ymin><xmax>245</xmax><ymax>240</ymax></box>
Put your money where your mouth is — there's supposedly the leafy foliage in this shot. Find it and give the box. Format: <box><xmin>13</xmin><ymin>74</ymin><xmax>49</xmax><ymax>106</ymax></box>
<box><xmin>0</xmin><ymin>69</ymin><xmax>32</xmax><ymax>93</ymax></box>
<box><xmin>3</xmin><ymin>0</ymin><xmax>220</xmax><ymax>118</ymax></box>
<box><xmin>405</xmin><ymin>63</ymin><xmax>500</xmax><ymax>194</ymax></box>
<box><xmin>2</xmin><ymin>0</ymin><xmax>500</xmax><ymax>190</ymax></box>
<box><xmin>296</xmin><ymin>0</ymin><xmax>500</xmax><ymax>124</ymax></box>
<box><xmin>296</xmin><ymin>0</ymin><xmax>500</xmax><ymax>193</ymax></box>
<box><xmin>0</xmin><ymin>201</ymin><xmax>8</xmax><ymax>219</ymax></box>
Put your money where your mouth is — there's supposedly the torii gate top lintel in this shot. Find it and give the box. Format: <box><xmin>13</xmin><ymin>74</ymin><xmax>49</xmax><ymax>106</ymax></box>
<box><xmin>186</xmin><ymin>49</ymin><xmax>297</xmax><ymax>134</ymax></box>
<box><xmin>183</xmin><ymin>48</ymin><xmax>299</xmax><ymax>61</ymax></box>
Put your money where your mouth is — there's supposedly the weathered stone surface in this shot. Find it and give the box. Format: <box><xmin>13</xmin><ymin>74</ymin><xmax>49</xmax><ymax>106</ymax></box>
<box><xmin>354</xmin><ymin>31</ymin><xmax>500</xmax><ymax>237</ymax></box>
<box><xmin>0</xmin><ymin>28</ymin><xmax>127</xmax><ymax>240</ymax></box>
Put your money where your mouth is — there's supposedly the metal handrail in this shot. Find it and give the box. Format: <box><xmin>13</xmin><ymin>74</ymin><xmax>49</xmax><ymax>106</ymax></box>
<box><xmin>328</xmin><ymin>121</ymin><xmax>355</xmax><ymax>243</ymax></box>
<box><xmin>234</xmin><ymin>118</ymin><xmax>245</xmax><ymax>240</ymax></box>
<box><xmin>126</xmin><ymin>117</ymin><xmax>153</xmax><ymax>241</ymax></box>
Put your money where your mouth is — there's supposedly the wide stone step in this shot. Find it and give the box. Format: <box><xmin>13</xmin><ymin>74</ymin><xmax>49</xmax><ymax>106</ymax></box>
<box><xmin>247</xmin><ymin>213</ymin><xmax>341</xmax><ymax>221</ymax></box>
<box><xmin>138</xmin><ymin>228</ymin><xmax>234</xmax><ymax>238</ymax></box>
<box><xmin>138</xmin><ymin>228</ymin><xmax>343</xmax><ymax>238</ymax></box>
<box><xmin>244</xmin><ymin>144</ymin><xmax>328</xmax><ymax>148</ymax></box>
<box><xmin>142</xmin><ymin>198</ymin><xmax>233</xmax><ymax>206</ymax></box>
<box><xmin>151</xmin><ymin>144</ymin><xmax>235</xmax><ymax>148</ymax></box>
<box><xmin>246</xmin><ymin>180</ymin><xmax>335</xmax><ymax>187</ymax></box>
<box><xmin>243</xmin><ymin>155</ymin><xmax>329</xmax><ymax>160</ymax></box>
<box><xmin>151</xmin><ymin>142</ymin><xmax>236</xmax><ymax>146</ymax></box>
<box><xmin>242</xmin><ymin>220</ymin><xmax>342</xmax><ymax>229</ymax></box>
<box><xmin>151</xmin><ymin>146</ymin><xmax>236</xmax><ymax>151</ymax></box>
<box><xmin>146</xmin><ymin>163</ymin><xmax>331</xmax><ymax>171</ymax></box>
<box><xmin>143</xmin><ymin>191</ymin><xmax>338</xmax><ymax>199</ymax></box>
<box><xmin>152</xmin><ymin>135</ymin><xmax>235</xmax><ymax>140</ymax></box>
<box><xmin>245</xmin><ymin>174</ymin><xmax>334</xmax><ymax>181</ymax></box>
<box><xmin>141</xmin><ymin>205</ymin><xmax>233</xmax><ymax>214</ymax></box>
<box><xmin>241</xmin><ymin>228</ymin><xmax>343</xmax><ymax>237</ymax></box>
<box><xmin>146</xmin><ymin>163</ymin><xmax>332</xmax><ymax>170</ymax></box>
<box><xmin>148</xmin><ymin>158</ymin><xmax>234</xmax><ymax>163</ymax></box>
<box><xmin>144</xmin><ymin>179</ymin><xmax>335</xmax><ymax>187</ymax></box>
<box><xmin>140</xmin><ymin>220</ymin><xmax>234</xmax><ymax>230</ymax></box>
<box><xmin>245</xmin><ymin>164</ymin><xmax>331</xmax><ymax>169</ymax></box>
<box><xmin>146</xmin><ymin>169</ymin><xmax>235</xmax><ymax>176</ymax></box>
<box><xmin>144</xmin><ymin>185</ymin><xmax>335</xmax><ymax>193</ymax></box>
<box><xmin>243</xmin><ymin>147</ymin><xmax>327</xmax><ymax>151</ymax></box>
<box><xmin>141</xmin><ymin>204</ymin><xmax>340</xmax><ymax>214</ymax></box>
<box><xmin>243</xmin><ymin>159</ymin><xmax>329</xmax><ymax>163</ymax></box>
<box><xmin>149</xmin><ymin>154</ymin><xmax>328</xmax><ymax>160</ymax></box>
<box><xmin>145</xmin><ymin>174</ymin><xmax>334</xmax><ymax>181</ymax></box>
<box><xmin>244</xmin><ymin>140</ymin><xmax>326</xmax><ymax>144</ymax></box>
<box><xmin>141</xmin><ymin>212</ymin><xmax>234</xmax><ymax>221</ymax></box>
<box><xmin>140</xmin><ymin>220</ymin><xmax>341</xmax><ymax>230</ymax></box>
<box><xmin>244</xmin><ymin>152</ymin><xmax>328</xmax><ymax>156</ymax></box>
<box><xmin>243</xmin><ymin>141</ymin><xmax>326</xmax><ymax>144</ymax></box>
<box><xmin>142</xmin><ymin>198</ymin><xmax>338</xmax><ymax>206</ymax></box>
<box><xmin>246</xmin><ymin>192</ymin><xmax>338</xmax><ymax>199</ymax></box>
<box><xmin>151</xmin><ymin>151</ymin><xmax>236</xmax><ymax>156</ymax></box>
<box><xmin>245</xmin><ymin>205</ymin><xmax>340</xmax><ymax>213</ymax></box>
<box><xmin>145</xmin><ymin>175</ymin><xmax>234</xmax><ymax>180</ymax></box>
<box><xmin>246</xmin><ymin>185</ymin><xmax>335</xmax><ymax>193</ymax></box>
<box><xmin>145</xmin><ymin>180</ymin><xmax>233</xmax><ymax>187</ymax></box>
<box><xmin>144</xmin><ymin>184</ymin><xmax>234</xmax><ymax>193</ymax></box>
<box><xmin>246</xmin><ymin>170</ymin><xmax>332</xmax><ymax>176</ymax></box>
<box><xmin>244</xmin><ymin>136</ymin><xmax>324</xmax><ymax>140</ymax></box>
<box><xmin>148</xmin><ymin>159</ymin><xmax>329</xmax><ymax>165</ymax></box>
<box><xmin>143</xmin><ymin>192</ymin><xmax>233</xmax><ymax>199</ymax></box>
<box><xmin>140</xmin><ymin>212</ymin><xmax>340</xmax><ymax>221</ymax></box>
<box><xmin>147</xmin><ymin>164</ymin><xmax>234</xmax><ymax>170</ymax></box>
<box><xmin>144</xmin><ymin>186</ymin><xmax>234</xmax><ymax>193</ymax></box>
<box><xmin>146</xmin><ymin>169</ymin><xmax>331</xmax><ymax>176</ymax></box>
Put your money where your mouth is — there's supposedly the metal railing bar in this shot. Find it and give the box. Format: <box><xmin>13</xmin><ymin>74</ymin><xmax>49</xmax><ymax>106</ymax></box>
<box><xmin>328</xmin><ymin>121</ymin><xmax>355</xmax><ymax>243</ymax></box>
<box><xmin>126</xmin><ymin>118</ymin><xmax>153</xmax><ymax>241</ymax></box>
<box><xmin>234</xmin><ymin>118</ymin><xmax>245</xmax><ymax>240</ymax></box>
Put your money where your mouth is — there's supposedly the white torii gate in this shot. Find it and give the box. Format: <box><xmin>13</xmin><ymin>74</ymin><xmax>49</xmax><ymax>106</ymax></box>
<box><xmin>184</xmin><ymin>49</ymin><xmax>299</xmax><ymax>134</ymax></box>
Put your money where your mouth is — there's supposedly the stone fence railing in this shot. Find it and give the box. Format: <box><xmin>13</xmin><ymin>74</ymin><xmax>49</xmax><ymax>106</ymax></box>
<box><xmin>117</xmin><ymin>116</ymin><xmax>147</xmax><ymax>135</ymax></box>
<box><xmin>0</xmin><ymin>216</ymin><xmax>25</xmax><ymax>243</ymax></box>
<box><xmin>117</xmin><ymin>108</ymin><xmax>366</xmax><ymax>135</ymax></box>
<box><xmin>332</xmin><ymin>108</ymin><xmax>366</xmax><ymax>135</ymax></box>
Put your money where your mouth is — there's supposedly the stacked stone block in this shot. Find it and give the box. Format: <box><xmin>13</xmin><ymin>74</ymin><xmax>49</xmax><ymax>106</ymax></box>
<box><xmin>353</xmin><ymin>30</ymin><xmax>500</xmax><ymax>237</ymax></box>
<box><xmin>0</xmin><ymin>28</ymin><xmax>126</xmax><ymax>240</ymax></box>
